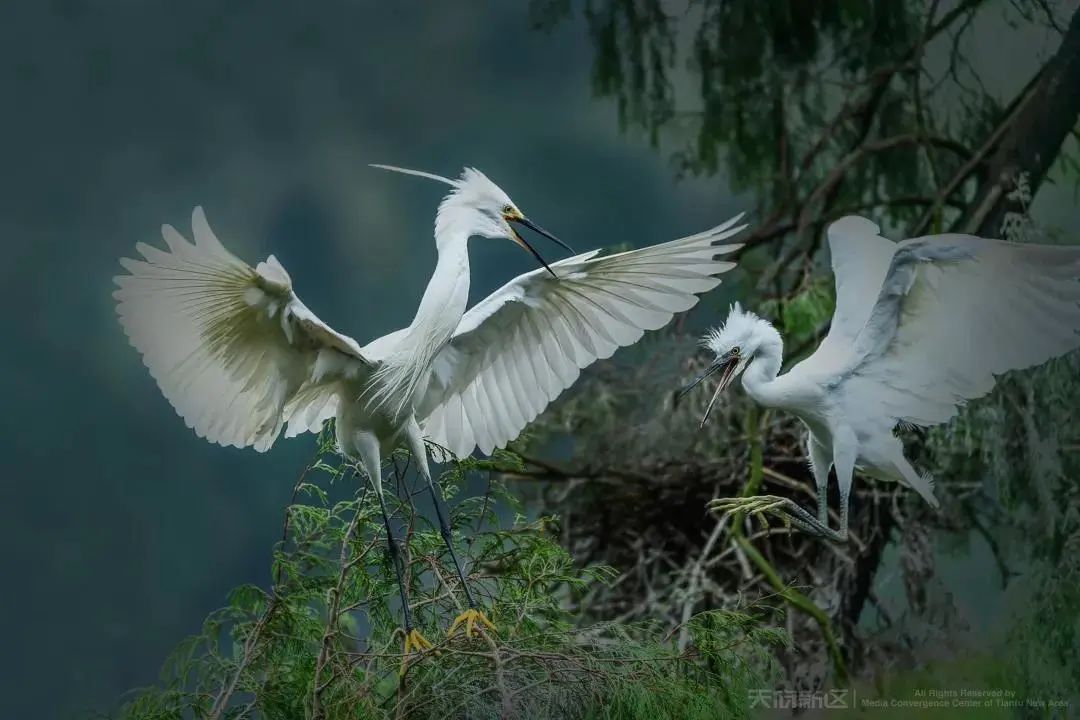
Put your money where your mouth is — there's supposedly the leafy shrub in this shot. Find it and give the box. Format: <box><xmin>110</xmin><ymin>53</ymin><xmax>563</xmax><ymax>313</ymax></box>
<box><xmin>106</xmin><ymin>427</ymin><xmax>786</xmax><ymax>720</ymax></box>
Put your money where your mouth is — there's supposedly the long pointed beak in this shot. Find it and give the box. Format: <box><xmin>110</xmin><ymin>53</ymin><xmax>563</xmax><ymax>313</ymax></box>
<box><xmin>674</xmin><ymin>359</ymin><xmax>726</xmax><ymax>405</ymax></box>
<box><xmin>674</xmin><ymin>353</ymin><xmax>741</xmax><ymax>427</ymax></box>
<box><xmin>700</xmin><ymin>360</ymin><xmax>739</xmax><ymax>427</ymax></box>
<box><xmin>512</xmin><ymin>216</ymin><xmax>575</xmax><ymax>253</ymax></box>
<box><xmin>508</xmin><ymin>215</ymin><xmax>575</xmax><ymax>279</ymax></box>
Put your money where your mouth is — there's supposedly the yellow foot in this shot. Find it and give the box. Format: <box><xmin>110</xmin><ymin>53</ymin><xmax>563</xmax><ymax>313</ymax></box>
<box><xmin>710</xmin><ymin>495</ymin><xmax>851</xmax><ymax>545</ymax></box>
<box><xmin>399</xmin><ymin>628</ymin><xmax>434</xmax><ymax>676</ymax></box>
<box><xmin>448</xmin><ymin>608</ymin><xmax>496</xmax><ymax>639</ymax></box>
<box><xmin>709</xmin><ymin>494</ymin><xmax>794</xmax><ymax>530</ymax></box>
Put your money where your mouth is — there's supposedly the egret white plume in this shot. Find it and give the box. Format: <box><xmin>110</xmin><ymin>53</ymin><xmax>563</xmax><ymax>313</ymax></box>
<box><xmin>701</xmin><ymin>302</ymin><xmax>778</xmax><ymax>357</ymax></box>
<box><xmin>368</xmin><ymin>163</ymin><xmax>459</xmax><ymax>186</ymax></box>
<box><xmin>683</xmin><ymin>215</ymin><xmax>1080</xmax><ymax>542</ymax></box>
<box><xmin>115</xmin><ymin>165</ymin><xmax>745</xmax><ymax>647</ymax></box>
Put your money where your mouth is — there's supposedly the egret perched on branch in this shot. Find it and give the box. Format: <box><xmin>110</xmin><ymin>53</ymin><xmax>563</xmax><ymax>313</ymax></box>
<box><xmin>115</xmin><ymin>164</ymin><xmax>745</xmax><ymax>657</ymax></box>
<box><xmin>678</xmin><ymin>216</ymin><xmax>1080</xmax><ymax>542</ymax></box>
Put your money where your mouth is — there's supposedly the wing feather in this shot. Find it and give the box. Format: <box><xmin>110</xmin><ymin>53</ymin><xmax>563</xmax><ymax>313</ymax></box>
<box><xmin>840</xmin><ymin>230</ymin><xmax>1080</xmax><ymax>428</ymax></box>
<box><xmin>503</xmin><ymin>327</ymin><xmax>535</xmax><ymax>419</ymax></box>
<box><xmin>417</xmin><ymin>216</ymin><xmax>746</xmax><ymax>457</ymax></box>
<box><xmin>115</xmin><ymin>207</ymin><xmax>371</xmax><ymax>451</ymax></box>
<box><xmin>792</xmin><ymin>217</ymin><xmax>900</xmax><ymax>375</ymax></box>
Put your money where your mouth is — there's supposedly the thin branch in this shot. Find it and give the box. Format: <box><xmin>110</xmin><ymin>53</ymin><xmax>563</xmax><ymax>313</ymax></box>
<box><xmin>312</xmin><ymin>471</ymin><xmax>363</xmax><ymax>720</ymax></box>
<box><xmin>912</xmin><ymin>66</ymin><xmax>1046</xmax><ymax>235</ymax></box>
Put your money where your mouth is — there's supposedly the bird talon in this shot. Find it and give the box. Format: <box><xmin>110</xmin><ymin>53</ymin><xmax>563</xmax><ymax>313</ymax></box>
<box><xmin>448</xmin><ymin>608</ymin><xmax>496</xmax><ymax>639</ymax></box>
<box><xmin>709</xmin><ymin>495</ymin><xmax>794</xmax><ymax>531</ymax></box>
<box><xmin>399</xmin><ymin>628</ymin><xmax>434</xmax><ymax>676</ymax></box>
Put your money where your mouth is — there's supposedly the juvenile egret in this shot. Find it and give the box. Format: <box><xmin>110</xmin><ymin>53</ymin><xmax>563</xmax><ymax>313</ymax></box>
<box><xmin>115</xmin><ymin>164</ymin><xmax>745</xmax><ymax>656</ymax></box>
<box><xmin>678</xmin><ymin>216</ymin><xmax>1080</xmax><ymax>542</ymax></box>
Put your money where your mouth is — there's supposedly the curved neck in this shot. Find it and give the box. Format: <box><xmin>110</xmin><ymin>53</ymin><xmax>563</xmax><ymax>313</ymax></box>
<box><xmin>371</xmin><ymin>229</ymin><xmax>471</xmax><ymax>418</ymax></box>
<box><xmin>434</xmin><ymin>194</ymin><xmax>483</xmax><ymax>252</ymax></box>
<box><xmin>410</xmin><ymin>229</ymin><xmax>470</xmax><ymax>337</ymax></box>
<box><xmin>740</xmin><ymin>328</ymin><xmax>784</xmax><ymax>407</ymax></box>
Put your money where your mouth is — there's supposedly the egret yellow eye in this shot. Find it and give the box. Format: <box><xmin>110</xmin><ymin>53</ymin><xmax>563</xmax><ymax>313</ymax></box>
<box><xmin>502</xmin><ymin>205</ymin><xmax>515</xmax><ymax>216</ymax></box>
<box><xmin>731</xmin><ymin>346</ymin><xmax>741</xmax><ymax>355</ymax></box>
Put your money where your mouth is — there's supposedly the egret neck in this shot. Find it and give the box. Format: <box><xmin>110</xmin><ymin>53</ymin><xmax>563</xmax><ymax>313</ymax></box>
<box><xmin>739</xmin><ymin>325</ymin><xmax>784</xmax><ymax>408</ymax></box>
<box><xmin>372</xmin><ymin>228</ymin><xmax>472</xmax><ymax>417</ymax></box>
<box><xmin>410</xmin><ymin>228</ymin><xmax>471</xmax><ymax>343</ymax></box>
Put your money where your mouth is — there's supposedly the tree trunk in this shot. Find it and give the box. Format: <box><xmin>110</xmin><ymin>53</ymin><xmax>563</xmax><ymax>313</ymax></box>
<box><xmin>964</xmin><ymin>8</ymin><xmax>1080</xmax><ymax>236</ymax></box>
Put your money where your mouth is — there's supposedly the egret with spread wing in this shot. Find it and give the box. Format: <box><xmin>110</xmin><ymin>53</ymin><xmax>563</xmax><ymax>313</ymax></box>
<box><xmin>678</xmin><ymin>216</ymin><xmax>1080</xmax><ymax>542</ymax></box>
<box><xmin>116</xmin><ymin>164</ymin><xmax>745</xmax><ymax>660</ymax></box>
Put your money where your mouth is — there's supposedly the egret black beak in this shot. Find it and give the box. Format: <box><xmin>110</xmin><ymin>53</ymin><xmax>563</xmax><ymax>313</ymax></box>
<box><xmin>507</xmin><ymin>214</ymin><xmax>575</xmax><ymax>279</ymax></box>
<box><xmin>674</xmin><ymin>350</ymin><xmax>741</xmax><ymax>427</ymax></box>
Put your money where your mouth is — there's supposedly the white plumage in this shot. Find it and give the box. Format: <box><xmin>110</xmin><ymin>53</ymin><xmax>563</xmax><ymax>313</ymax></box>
<box><xmin>116</xmin><ymin>165</ymin><xmax>744</xmax><ymax>641</ymax></box>
<box><xmin>116</xmin><ymin>174</ymin><xmax>744</xmax><ymax>464</ymax></box>
<box><xmin>691</xmin><ymin>215</ymin><xmax>1080</xmax><ymax>541</ymax></box>
<box><xmin>115</xmin><ymin>207</ymin><xmax>373</xmax><ymax>452</ymax></box>
<box><xmin>418</xmin><ymin>219</ymin><xmax>742</xmax><ymax>457</ymax></box>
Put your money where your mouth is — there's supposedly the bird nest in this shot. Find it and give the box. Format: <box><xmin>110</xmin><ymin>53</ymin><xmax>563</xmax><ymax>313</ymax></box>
<box><xmin>504</xmin><ymin>333</ymin><xmax>930</xmax><ymax>688</ymax></box>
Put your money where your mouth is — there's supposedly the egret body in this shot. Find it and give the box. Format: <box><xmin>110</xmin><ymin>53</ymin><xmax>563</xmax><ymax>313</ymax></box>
<box><xmin>680</xmin><ymin>216</ymin><xmax>1080</xmax><ymax>542</ymax></box>
<box><xmin>115</xmin><ymin>165</ymin><xmax>745</xmax><ymax>656</ymax></box>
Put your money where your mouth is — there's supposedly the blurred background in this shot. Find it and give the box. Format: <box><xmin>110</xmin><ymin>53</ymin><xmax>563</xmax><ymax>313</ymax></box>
<box><xmin>2</xmin><ymin>1</ymin><xmax>1079</xmax><ymax>718</ymax></box>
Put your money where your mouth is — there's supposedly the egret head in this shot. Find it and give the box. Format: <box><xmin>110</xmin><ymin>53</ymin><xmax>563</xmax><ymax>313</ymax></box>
<box><xmin>371</xmin><ymin>164</ymin><xmax>573</xmax><ymax>277</ymax></box>
<box><xmin>676</xmin><ymin>302</ymin><xmax>770</xmax><ymax>425</ymax></box>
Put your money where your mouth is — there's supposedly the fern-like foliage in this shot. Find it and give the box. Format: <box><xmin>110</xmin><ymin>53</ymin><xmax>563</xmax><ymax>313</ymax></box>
<box><xmin>103</xmin><ymin>426</ymin><xmax>786</xmax><ymax>720</ymax></box>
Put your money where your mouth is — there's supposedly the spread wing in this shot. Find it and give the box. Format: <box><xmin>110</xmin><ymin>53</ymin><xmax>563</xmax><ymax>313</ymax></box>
<box><xmin>791</xmin><ymin>216</ymin><xmax>899</xmax><ymax>375</ymax></box>
<box><xmin>417</xmin><ymin>216</ymin><xmax>746</xmax><ymax>457</ymax></box>
<box><xmin>114</xmin><ymin>207</ymin><xmax>373</xmax><ymax>451</ymax></box>
<box><xmin>840</xmin><ymin>230</ymin><xmax>1080</xmax><ymax>428</ymax></box>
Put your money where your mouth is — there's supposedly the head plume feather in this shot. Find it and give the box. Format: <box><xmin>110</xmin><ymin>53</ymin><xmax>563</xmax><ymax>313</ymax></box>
<box><xmin>369</xmin><ymin>164</ymin><xmax>459</xmax><ymax>187</ymax></box>
<box><xmin>701</xmin><ymin>302</ymin><xmax>774</xmax><ymax>355</ymax></box>
<box><xmin>369</xmin><ymin>165</ymin><xmax>509</xmax><ymax>205</ymax></box>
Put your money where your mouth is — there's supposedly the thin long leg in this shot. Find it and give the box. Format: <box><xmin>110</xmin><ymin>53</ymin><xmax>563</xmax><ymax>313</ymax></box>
<box><xmin>428</xmin><ymin>481</ymin><xmax>478</xmax><ymax>607</ymax></box>
<box><xmin>831</xmin><ymin>427</ymin><xmax>858</xmax><ymax>543</ymax></box>
<box><xmin>376</xmin><ymin>486</ymin><xmax>415</xmax><ymax>632</ymax></box>
<box><xmin>709</xmin><ymin>429</ymin><xmax>851</xmax><ymax>543</ymax></box>
<box><xmin>354</xmin><ymin>432</ymin><xmax>420</xmax><ymax>637</ymax></box>
<box><xmin>405</xmin><ymin>419</ymin><xmax>495</xmax><ymax>638</ymax></box>
<box><xmin>807</xmin><ymin>435</ymin><xmax>833</xmax><ymax>526</ymax></box>
<box><xmin>709</xmin><ymin>429</ymin><xmax>858</xmax><ymax>545</ymax></box>
<box><xmin>769</xmin><ymin>497</ymin><xmax>835</xmax><ymax>537</ymax></box>
<box><xmin>405</xmin><ymin>419</ymin><xmax>476</xmax><ymax>607</ymax></box>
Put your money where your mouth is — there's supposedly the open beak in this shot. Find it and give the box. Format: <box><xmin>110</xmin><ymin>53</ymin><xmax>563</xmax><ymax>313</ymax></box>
<box><xmin>674</xmin><ymin>351</ymin><xmax>741</xmax><ymax>427</ymax></box>
<box><xmin>507</xmin><ymin>214</ymin><xmax>575</xmax><ymax>279</ymax></box>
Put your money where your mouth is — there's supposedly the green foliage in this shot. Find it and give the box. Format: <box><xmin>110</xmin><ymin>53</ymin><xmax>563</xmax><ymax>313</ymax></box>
<box><xmin>533</xmin><ymin>0</ymin><xmax>1080</xmax><ymax>703</ymax></box>
<box><xmin>106</xmin><ymin>428</ymin><xmax>785</xmax><ymax>720</ymax></box>
<box><xmin>850</xmin><ymin>563</ymin><xmax>1080</xmax><ymax>715</ymax></box>
<box><xmin>998</xmin><ymin>559</ymin><xmax>1080</xmax><ymax>709</ymax></box>
<box><xmin>758</xmin><ymin>276</ymin><xmax>835</xmax><ymax>350</ymax></box>
<box><xmin>909</xmin><ymin>204</ymin><xmax>1080</xmax><ymax>709</ymax></box>
<box><xmin>577</xmin><ymin>613</ymin><xmax>779</xmax><ymax>720</ymax></box>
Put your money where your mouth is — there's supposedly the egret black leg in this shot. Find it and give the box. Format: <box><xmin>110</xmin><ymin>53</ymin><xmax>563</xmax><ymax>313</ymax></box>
<box><xmin>426</xmin><ymin>472</ymin><xmax>497</xmax><ymax>637</ymax></box>
<box><xmin>404</xmin><ymin>418</ymin><xmax>495</xmax><ymax>638</ymax></box>
<box><xmin>354</xmin><ymin>430</ymin><xmax>432</xmax><ymax>669</ymax></box>
<box><xmin>424</xmin><ymin>478</ymin><xmax>478</xmax><ymax>607</ymax></box>
<box><xmin>376</xmin><ymin>489</ymin><xmax>415</xmax><ymax>632</ymax></box>
<box><xmin>404</xmin><ymin>419</ymin><xmax>478</xmax><ymax>607</ymax></box>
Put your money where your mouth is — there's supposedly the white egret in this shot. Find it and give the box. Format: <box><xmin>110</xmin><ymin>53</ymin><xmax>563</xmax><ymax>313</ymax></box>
<box><xmin>678</xmin><ymin>215</ymin><xmax>1080</xmax><ymax>542</ymax></box>
<box><xmin>115</xmin><ymin>164</ymin><xmax>745</xmax><ymax>656</ymax></box>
